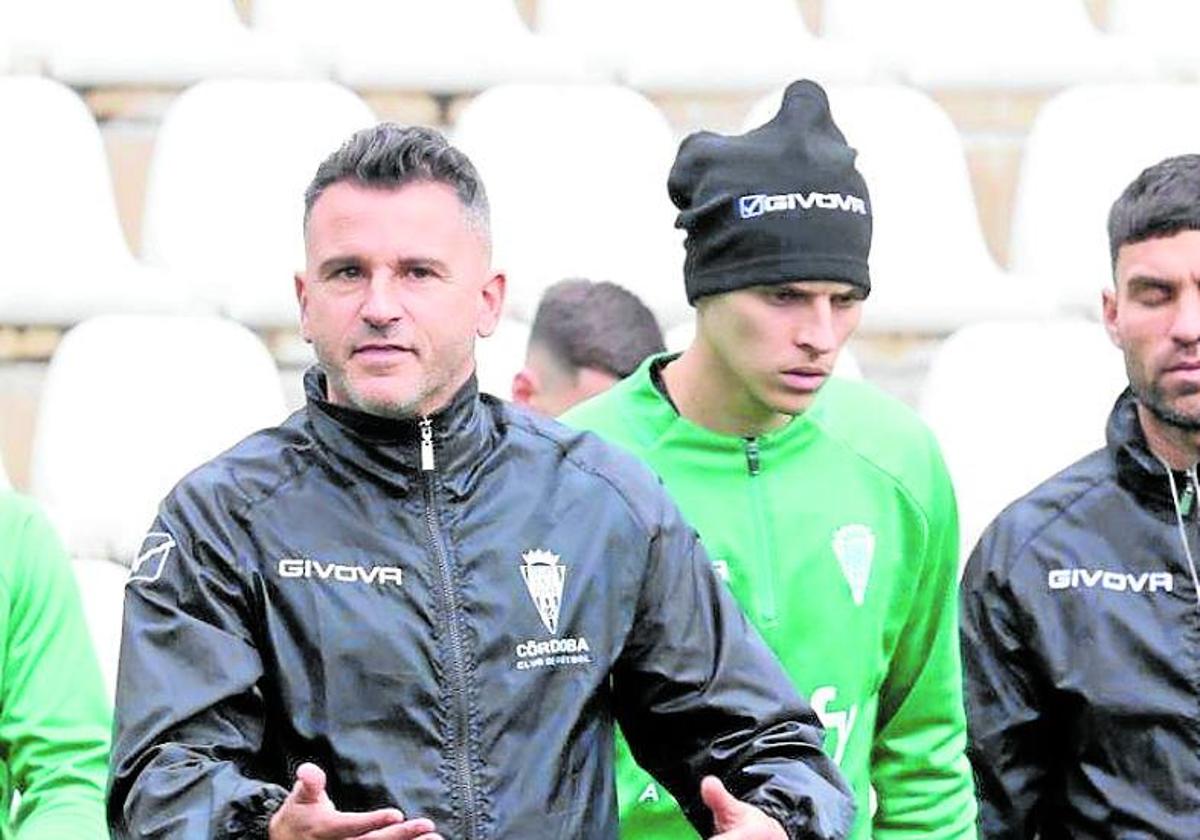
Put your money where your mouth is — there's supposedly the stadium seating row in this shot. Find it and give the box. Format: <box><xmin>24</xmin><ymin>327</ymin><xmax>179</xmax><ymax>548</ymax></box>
<box><xmin>2</xmin><ymin>0</ymin><xmax>1200</xmax><ymax>89</ymax></box>
<box><xmin>3</xmin><ymin>75</ymin><xmax>1199</xmax><ymax>334</ymax></box>
<box><xmin>0</xmin><ymin>313</ymin><xmax>1125</xmax><ymax>697</ymax></box>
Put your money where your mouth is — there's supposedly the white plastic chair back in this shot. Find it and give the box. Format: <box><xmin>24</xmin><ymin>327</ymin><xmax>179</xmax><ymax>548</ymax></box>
<box><xmin>140</xmin><ymin>79</ymin><xmax>376</xmax><ymax>326</ymax></box>
<box><xmin>1009</xmin><ymin>84</ymin><xmax>1200</xmax><ymax>316</ymax></box>
<box><xmin>453</xmin><ymin>84</ymin><xmax>689</xmax><ymax>329</ymax></box>
<box><xmin>72</xmin><ymin>557</ymin><xmax>130</xmax><ymax>701</ymax></box>
<box><xmin>0</xmin><ymin>76</ymin><xmax>189</xmax><ymax>324</ymax></box>
<box><xmin>30</xmin><ymin>315</ymin><xmax>287</xmax><ymax>563</ymax></box>
<box><xmin>919</xmin><ymin>319</ymin><xmax>1127</xmax><ymax>562</ymax></box>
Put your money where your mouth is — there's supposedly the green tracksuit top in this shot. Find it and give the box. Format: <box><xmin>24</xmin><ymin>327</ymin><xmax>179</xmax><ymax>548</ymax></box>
<box><xmin>0</xmin><ymin>492</ymin><xmax>110</xmax><ymax>839</ymax></box>
<box><xmin>563</xmin><ymin>356</ymin><xmax>976</xmax><ymax>840</ymax></box>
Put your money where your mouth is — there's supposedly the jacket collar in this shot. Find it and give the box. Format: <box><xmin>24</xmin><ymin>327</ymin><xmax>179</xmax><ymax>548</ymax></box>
<box><xmin>1108</xmin><ymin>387</ymin><xmax>1193</xmax><ymax>515</ymax></box>
<box><xmin>303</xmin><ymin>366</ymin><xmax>494</xmax><ymax>497</ymax></box>
<box><xmin>637</xmin><ymin>353</ymin><xmax>821</xmax><ymax>451</ymax></box>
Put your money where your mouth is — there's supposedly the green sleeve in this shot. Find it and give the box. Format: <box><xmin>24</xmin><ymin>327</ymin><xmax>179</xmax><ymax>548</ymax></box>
<box><xmin>0</xmin><ymin>497</ymin><xmax>111</xmax><ymax>839</ymax></box>
<box><xmin>870</xmin><ymin>448</ymin><xmax>978</xmax><ymax>839</ymax></box>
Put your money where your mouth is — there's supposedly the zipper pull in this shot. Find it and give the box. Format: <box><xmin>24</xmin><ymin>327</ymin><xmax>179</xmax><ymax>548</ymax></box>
<box><xmin>744</xmin><ymin>437</ymin><xmax>761</xmax><ymax>476</ymax></box>
<box><xmin>1184</xmin><ymin>474</ymin><xmax>1197</xmax><ymax>518</ymax></box>
<box><xmin>419</xmin><ymin>417</ymin><xmax>436</xmax><ymax>472</ymax></box>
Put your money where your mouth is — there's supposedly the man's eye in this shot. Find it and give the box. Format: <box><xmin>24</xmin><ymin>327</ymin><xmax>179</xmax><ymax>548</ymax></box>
<box><xmin>833</xmin><ymin>295</ymin><xmax>861</xmax><ymax>309</ymax></box>
<box><xmin>409</xmin><ymin>266</ymin><xmax>433</xmax><ymax>280</ymax></box>
<box><xmin>333</xmin><ymin>266</ymin><xmax>362</xmax><ymax>281</ymax></box>
<box><xmin>1136</xmin><ymin>286</ymin><xmax>1171</xmax><ymax>305</ymax></box>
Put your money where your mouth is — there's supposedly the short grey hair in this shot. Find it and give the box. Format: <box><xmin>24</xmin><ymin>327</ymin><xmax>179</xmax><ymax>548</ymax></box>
<box><xmin>303</xmin><ymin>122</ymin><xmax>490</xmax><ymax>239</ymax></box>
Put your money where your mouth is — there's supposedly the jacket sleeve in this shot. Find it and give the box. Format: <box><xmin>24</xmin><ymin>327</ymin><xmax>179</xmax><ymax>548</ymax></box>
<box><xmin>108</xmin><ymin>499</ymin><xmax>288</xmax><ymax>839</ymax></box>
<box><xmin>870</xmin><ymin>454</ymin><xmax>978</xmax><ymax>839</ymax></box>
<box><xmin>0</xmin><ymin>497</ymin><xmax>110</xmax><ymax>840</ymax></box>
<box><xmin>611</xmin><ymin>494</ymin><xmax>855</xmax><ymax>840</ymax></box>
<box><xmin>959</xmin><ymin>522</ymin><xmax>1050</xmax><ymax>840</ymax></box>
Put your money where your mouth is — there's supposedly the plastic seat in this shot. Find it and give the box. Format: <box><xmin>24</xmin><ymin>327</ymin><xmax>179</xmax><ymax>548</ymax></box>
<box><xmin>743</xmin><ymin>84</ymin><xmax>1049</xmax><ymax>333</ymax></box>
<box><xmin>3</xmin><ymin>0</ymin><xmax>307</xmax><ymax>85</ymax></box>
<box><xmin>0</xmin><ymin>76</ymin><xmax>191</xmax><ymax>325</ymax></box>
<box><xmin>1009</xmin><ymin>84</ymin><xmax>1200</xmax><ymax>316</ymax></box>
<box><xmin>538</xmin><ymin>0</ymin><xmax>876</xmax><ymax>91</ymax></box>
<box><xmin>1108</xmin><ymin>0</ymin><xmax>1200</xmax><ymax>81</ymax></box>
<box><xmin>252</xmin><ymin>0</ymin><xmax>591</xmax><ymax>92</ymax></box>
<box><xmin>474</xmin><ymin>315</ymin><xmax>531</xmax><ymax>402</ymax></box>
<box><xmin>822</xmin><ymin>0</ymin><xmax>1160</xmax><ymax>89</ymax></box>
<box><xmin>452</xmin><ymin>84</ymin><xmax>690</xmax><ymax>329</ymax></box>
<box><xmin>72</xmin><ymin>557</ymin><xmax>130</xmax><ymax>700</ymax></box>
<box><xmin>918</xmin><ymin>318</ymin><xmax>1127</xmax><ymax>562</ymax></box>
<box><xmin>139</xmin><ymin>79</ymin><xmax>376</xmax><ymax>327</ymax></box>
<box><xmin>29</xmin><ymin>315</ymin><xmax>287</xmax><ymax>564</ymax></box>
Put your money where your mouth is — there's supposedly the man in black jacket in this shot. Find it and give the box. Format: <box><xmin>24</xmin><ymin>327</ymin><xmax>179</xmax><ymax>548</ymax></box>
<box><xmin>961</xmin><ymin>153</ymin><xmax>1200</xmax><ymax>838</ymax></box>
<box><xmin>107</xmin><ymin>123</ymin><xmax>854</xmax><ymax>840</ymax></box>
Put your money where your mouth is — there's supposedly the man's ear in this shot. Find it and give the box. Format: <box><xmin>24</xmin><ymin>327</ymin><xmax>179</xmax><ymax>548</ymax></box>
<box><xmin>295</xmin><ymin>272</ymin><xmax>312</xmax><ymax>342</ymax></box>
<box><xmin>1102</xmin><ymin>286</ymin><xmax>1122</xmax><ymax>349</ymax></box>
<box><xmin>511</xmin><ymin>367</ymin><xmax>538</xmax><ymax>405</ymax></box>
<box><xmin>477</xmin><ymin>271</ymin><xmax>506</xmax><ymax>338</ymax></box>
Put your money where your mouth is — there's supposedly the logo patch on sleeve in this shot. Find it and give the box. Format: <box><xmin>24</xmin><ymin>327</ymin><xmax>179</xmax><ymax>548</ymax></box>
<box><xmin>130</xmin><ymin>531</ymin><xmax>176</xmax><ymax>584</ymax></box>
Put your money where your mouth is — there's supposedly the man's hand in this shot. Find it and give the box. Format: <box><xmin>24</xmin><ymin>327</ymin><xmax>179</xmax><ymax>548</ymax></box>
<box><xmin>269</xmin><ymin>763</ymin><xmax>442</xmax><ymax>839</ymax></box>
<box><xmin>702</xmin><ymin>775</ymin><xmax>788</xmax><ymax>840</ymax></box>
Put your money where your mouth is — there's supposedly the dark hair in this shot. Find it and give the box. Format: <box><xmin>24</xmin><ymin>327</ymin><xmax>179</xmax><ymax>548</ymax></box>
<box><xmin>303</xmin><ymin>122</ymin><xmax>489</xmax><ymax>235</ymax></box>
<box><xmin>529</xmin><ymin>280</ymin><xmax>666</xmax><ymax>379</ymax></box>
<box><xmin>1108</xmin><ymin>154</ymin><xmax>1200</xmax><ymax>270</ymax></box>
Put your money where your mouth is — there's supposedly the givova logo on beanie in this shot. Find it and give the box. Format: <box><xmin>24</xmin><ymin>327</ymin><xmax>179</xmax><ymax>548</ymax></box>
<box><xmin>737</xmin><ymin>191</ymin><xmax>868</xmax><ymax>220</ymax></box>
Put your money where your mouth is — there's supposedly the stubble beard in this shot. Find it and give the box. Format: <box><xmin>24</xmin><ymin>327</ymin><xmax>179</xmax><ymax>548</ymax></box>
<box><xmin>314</xmin><ymin>342</ymin><xmax>424</xmax><ymax>420</ymax></box>
<box><xmin>1131</xmin><ymin>364</ymin><xmax>1200</xmax><ymax>433</ymax></box>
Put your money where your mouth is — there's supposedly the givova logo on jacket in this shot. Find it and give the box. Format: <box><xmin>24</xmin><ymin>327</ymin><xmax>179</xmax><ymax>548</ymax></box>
<box><xmin>515</xmin><ymin>549</ymin><xmax>592</xmax><ymax>671</ymax></box>
<box><xmin>1047</xmin><ymin>567</ymin><xmax>1173</xmax><ymax>593</ymax></box>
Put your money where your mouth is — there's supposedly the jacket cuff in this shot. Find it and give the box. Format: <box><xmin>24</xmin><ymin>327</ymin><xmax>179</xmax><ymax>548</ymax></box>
<box><xmin>229</xmin><ymin>786</ymin><xmax>287</xmax><ymax>839</ymax></box>
<box><xmin>756</xmin><ymin>802</ymin><xmax>799</xmax><ymax>840</ymax></box>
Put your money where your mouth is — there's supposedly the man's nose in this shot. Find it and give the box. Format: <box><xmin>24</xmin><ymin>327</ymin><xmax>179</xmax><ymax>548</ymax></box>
<box><xmin>796</xmin><ymin>299</ymin><xmax>836</xmax><ymax>354</ymax></box>
<box><xmin>1172</xmin><ymin>289</ymin><xmax>1200</xmax><ymax>344</ymax></box>
<box><xmin>360</xmin><ymin>274</ymin><xmax>403</xmax><ymax>327</ymax></box>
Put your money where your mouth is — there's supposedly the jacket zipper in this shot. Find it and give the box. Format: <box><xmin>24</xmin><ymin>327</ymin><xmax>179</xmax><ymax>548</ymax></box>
<box><xmin>744</xmin><ymin>437</ymin><xmax>779</xmax><ymax>627</ymax></box>
<box><xmin>419</xmin><ymin>417</ymin><xmax>479</xmax><ymax>839</ymax></box>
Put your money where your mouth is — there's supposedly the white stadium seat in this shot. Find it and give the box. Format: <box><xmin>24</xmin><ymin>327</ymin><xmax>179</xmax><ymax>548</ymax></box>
<box><xmin>30</xmin><ymin>315</ymin><xmax>287</xmax><ymax>564</ymax></box>
<box><xmin>474</xmin><ymin>315</ymin><xmax>531</xmax><ymax>402</ymax></box>
<box><xmin>822</xmin><ymin>0</ymin><xmax>1160</xmax><ymax>89</ymax></box>
<box><xmin>918</xmin><ymin>318</ymin><xmax>1127</xmax><ymax>562</ymax></box>
<box><xmin>1009</xmin><ymin>84</ymin><xmax>1200</xmax><ymax>316</ymax></box>
<box><xmin>72</xmin><ymin>557</ymin><xmax>130</xmax><ymax>700</ymax></box>
<box><xmin>538</xmin><ymin>0</ymin><xmax>876</xmax><ymax>91</ymax></box>
<box><xmin>252</xmin><ymin>0</ymin><xmax>592</xmax><ymax>92</ymax></box>
<box><xmin>140</xmin><ymin>79</ymin><xmax>376</xmax><ymax>327</ymax></box>
<box><xmin>3</xmin><ymin>0</ymin><xmax>307</xmax><ymax>86</ymax></box>
<box><xmin>452</xmin><ymin>84</ymin><xmax>691</xmax><ymax>329</ymax></box>
<box><xmin>664</xmin><ymin>319</ymin><xmax>863</xmax><ymax>380</ymax></box>
<box><xmin>744</xmin><ymin>85</ymin><xmax>1049</xmax><ymax>333</ymax></box>
<box><xmin>1108</xmin><ymin>0</ymin><xmax>1200</xmax><ymax>80</ymax></box>
<box><xmin>0</xmin><ymin>76</ymin><xmax>191</xmax><ymax>325</ymax></box>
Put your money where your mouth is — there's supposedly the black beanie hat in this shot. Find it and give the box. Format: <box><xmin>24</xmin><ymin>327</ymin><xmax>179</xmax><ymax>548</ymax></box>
<box><xmin>668</xmin><ymin>80</ymin><xmax>872</xmax><ymax>304</ymax></box>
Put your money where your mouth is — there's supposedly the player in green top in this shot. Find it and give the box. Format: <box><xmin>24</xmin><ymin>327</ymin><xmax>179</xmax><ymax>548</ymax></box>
<box><xmin>564</xmin><ymin>80</ymin><xmax>976</xmax><ymax>840</ymax></box>
<box><xmin>0</xmin><ymin>491</ymin><xmax>110</xmax><ymax>839</ymax></box>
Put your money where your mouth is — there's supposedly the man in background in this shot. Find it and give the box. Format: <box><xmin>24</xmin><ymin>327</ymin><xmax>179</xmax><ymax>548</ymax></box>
<box><xmin>962</xmin><ymin>154</ymin><xmax>1200</xmax><ymax>838</ymax></box>
<box><xmin>566</xmin><ymin>79</ymin><xmax>976</xmax><ymax>840</ymax></box>
<box><xmin>0</xmin><ymin>491</ymin><xmax>110</xmax><ymax>839</ymax></box>
<box><xmin>512</xmin><ymin>278</ymin><xmax>665</xmax><ymax>416</ymax></box>
<box><xmin>108</xmin><ymin>121</ymin><xmax>856</xmax><ymax>840</ymax></box>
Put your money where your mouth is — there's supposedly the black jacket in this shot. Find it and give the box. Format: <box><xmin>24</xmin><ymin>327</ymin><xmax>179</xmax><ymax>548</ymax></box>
<box><xmin>109</xmin><ymin>369</ymin><xmax>853</xmax><ymax>840</ymax></box>
<box><xmin>961</xmin><ymin>388</ymin><xmax>1200</xmax><ymax>839</ymax></box>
